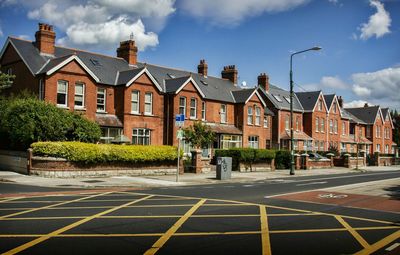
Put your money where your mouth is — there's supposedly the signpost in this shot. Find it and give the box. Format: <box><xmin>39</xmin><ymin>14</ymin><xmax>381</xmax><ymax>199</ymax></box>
<box><xmin>175</xmin><ymin>114</ymin><xmax>184</xmax><ymax>182</ymax></box>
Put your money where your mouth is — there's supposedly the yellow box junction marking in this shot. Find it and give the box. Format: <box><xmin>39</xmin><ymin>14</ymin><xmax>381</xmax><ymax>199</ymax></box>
<box><xmin>354</xmin><ymin>230</ymin><xmax>400</xmax><ymax>255</ymax></box>
<box><xmin>334</xmin><ymin>215</ymin><xmax>370</xmax><ymax>249</ymax></box>
<box><xmin>260</xmin><ymin>206</ymin><xmax>272</xmax><ymax>255</ymax></box>
<box><xmin>0</xmin><ymin>191</ymin><xmax>114</xmax><ymax>219</ymax></box>
<box><xmin>144</xmin><ymin>199</ymin><xmax>206</xmax><ymax>255</ymax></box>
<box><xmin>1</xmin><ymin>195</ymin><xmax>153</xmax><ymax>255</ymax></box>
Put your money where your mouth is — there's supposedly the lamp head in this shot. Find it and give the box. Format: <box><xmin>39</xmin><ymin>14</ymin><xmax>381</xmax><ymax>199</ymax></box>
<box><xmin>311</xmin><ymin>46</ymin><xmax>322</xmax><ymax>51</ymax></box>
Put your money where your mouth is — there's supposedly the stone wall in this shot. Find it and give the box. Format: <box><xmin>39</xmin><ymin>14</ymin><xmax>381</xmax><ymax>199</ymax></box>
<box><xmin>0</xmin><ymin>150</ymin><xmax>28</xmax><ymax>174</ymax></box>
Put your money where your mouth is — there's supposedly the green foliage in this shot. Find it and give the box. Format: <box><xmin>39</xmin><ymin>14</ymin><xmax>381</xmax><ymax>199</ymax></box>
<box><xmin>31</xmin><ymin>142</ymin><xmax>178</xmax><ymax>164</ymax></box>
<box><xmin>0</xmin><ymin>96</ymin><xmax>101</xmax><ymax>150</ymax></box>
<box><xmin>0</xmin><ymin>71</ymin><xmax>15</xmax><ymax>91</ymax></box>
<box><xmin>183</xmin><ymin>121</ymin><xmax>215</xmax><ymax>149</ymax></box>
<box><xmin>391</xmin><ymin>110</ymin><xmax>400</xmax><ymax>147</ymax></box>
<box><xmin>275</xmin><ymin>150</ymin><xmax>291</xmax><ymax>169</ymax></box>
<box><xmin>214</xmin><ymin>148</ymin><xmax>275</xmax><ymax>171</ymax></box>
<box><xmin>327</xmin><ymin>144</ymin><xmax>339</xmax><ymax>156</ymax></box>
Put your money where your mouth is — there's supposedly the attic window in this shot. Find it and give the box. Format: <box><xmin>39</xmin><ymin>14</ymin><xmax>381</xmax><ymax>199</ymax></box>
<box><xmin>200</xmin><ymin>80</ymin><xmax>208</xmax><ymax>85</ymax></box>
<box><xmin>273</xmin><ymin>95</ymin><xmax>282</xmax><ymax>102</ymax></box>
<box><xmin>90</xmin><ymin>59</ymin><xmax>102</xmax><ymax>66</ymax></box>
<box><xmin>167</xmin><ymin>73</ymin><xmax>175</xmax><ymax>79</ymax></box>
<box><xmin>284</xmin><ymin>96</ymin><xmax>291</xmax><ymax>103</ymax></box>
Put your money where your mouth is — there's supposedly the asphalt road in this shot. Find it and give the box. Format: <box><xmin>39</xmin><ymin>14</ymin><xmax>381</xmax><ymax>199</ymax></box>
<box><xmin>0</xmin><ymin>170</ymin><xmax>399</xmax><ymax>255</ymax></box>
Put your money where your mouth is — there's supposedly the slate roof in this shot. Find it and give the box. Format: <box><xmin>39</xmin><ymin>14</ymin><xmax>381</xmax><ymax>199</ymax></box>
<box><xmin>164</xmin><ymin>76</ymin><xmax>192</xmax><ymax>93</ymax></box>
<box><xmin>381</xmin><ymin>108</ymin><xmax>389</xmax><ymax>119</ymax></box>
<box><xmin>38</xmin><ymin>54</ymin><xmax>75</xmax><ymax>74</ymax></box>
<box><xmin>341</xmin><ymin>109</ymin><xmax>366</xmax><ymax>124</ymax></box>
<box><xmin>295</xmin><ymin>91</ymin><xmax>321</xmax><ymax>111</ymax></box>
<box><xmin>259</xmin><ymin>85</ymin><xmax>303</xmax><ymax>112</ymax></box>
<box><xmin>116</xmin><ymin>67</ymin><xmax>145</xmax><ymax>85</ymax></box>
<box><xmin>345</xmin><ymin>106</ymin><xmax>380</xmax><ymax>124</ymax></box>
<box><xmin>324</xmin><ymin>94</ymin><xmax>335</xmax><ymax>110</ymax></box>
<box><xmin>231</xmin><ymin>88</ymin><xmax>256</xmax><ymax>103</ymax></box>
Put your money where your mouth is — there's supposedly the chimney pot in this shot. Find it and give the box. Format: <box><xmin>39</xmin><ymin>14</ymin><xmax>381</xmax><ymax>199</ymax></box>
<box><xmin>34</xmin><ymin>23</ymin><xmax>56</xmax><ymax>55</ymax></box>
<box><xmin>117</xmin><ymin>39</ymin><xmax>138</xmax><ymax>65</ymax></box>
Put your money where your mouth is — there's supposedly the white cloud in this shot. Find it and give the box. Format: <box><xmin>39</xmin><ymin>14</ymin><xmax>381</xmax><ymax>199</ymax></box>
<box><xmin>351</xmin><ymin>67</ymin><xmax>400</xmax><ymax>109</ymax></box>
<box><xmin>344</xmin><ymin>100</ymin><xmax>369</xmax><ymax>108</ymax></box>
<box><xmin>359</xmin><ymin>0</ymin><xmax>391</xmax><ymax>40</ymax></box>
<box><xmin>178</xmin><ymin>0</ymin><xmax>310</xmax><ymax>26</ymax></box>
<box><xmin>0</xmin><ymin>25</ymin><xmax>3</xmax><ymax>37</ymax></box>
<box><xmin>17</xmin><ymin>35</ymin><xmax>30</xmax><ymax>40</ymax></box>
<box><xmin>58</xmin><ymin>18</ymin><xmax>158</xmax><ymax>51</ymax></box>
<box><xmin>10</xmin><ymin>0</ymin><xmax>176</xmax><ymax>51</ymax></box>
<box><xmin>301</xmin><ymin>76</ymin><xmax>348</xmax><ymax>92</ymax></box>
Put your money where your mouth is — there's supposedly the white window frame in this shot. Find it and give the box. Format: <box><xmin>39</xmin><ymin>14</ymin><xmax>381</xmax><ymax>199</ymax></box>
<box><xmin>201</xmin><ymin>101</ymin><xmax>206</xmax><ymax>121</ymax></box>
<box><xmin>342</xmin><ymin>122</ymin><xmax>346</xmax><ymax>135</ymax></box>
<box><xmin>132</xmin><ymin>128</ymin><xmax>151</xmax><ymax>145</ymax></box>
<box><xmin>315</xmin><ymin>117</ymin><xmax>319</xmax><ymax>132</ymax></box>
<box><xmin>285</xmin><ymin>115</ymin><xmax>289</xmax><ymax>130</ymax></box>
<box><xmin>144</xmin><ymin>92</ymin><xmax>153</xmax><ymax>115</ymax></box>
<box><xmin>321</xmin><ymin>118</ymin><xmax>325</xmax><ymax>133</ymax></box>
<box><xmin>318</xmin><ymin>100</ymin><xmax>322</xmax><ymax>111</ymax></box>
<box><xmin>131</xmin><ymin>90</ymin><xmax>140</xmax><ymax>114</ymax></box>
<box><xmin>376</xmin><ymin>144</ymin><xmax>380</xmax><ymax>153</ymax></box>
<box><xmin>296</xmin><ymin>116</ymin><xmax>300</xmax><ymax>131</ymax></box>
<box><xmin>190</xmin><ymin>97</ymin><xmax>197</xmax><ymax>119</ymax></box>
<box><xmin>220</xmin><ymin>135</ymin><xmax>242</xmax><ymax>149</ymax></box>
<box><xmin>334</xmin><ymin>119</ymin><xmax>338</xmax><ymax>134</ymax></box>
<box><xmin>329</xmin><ymin>119</ymin><xmax>333</xmax><ymax>134</ymax></box>
<box><xmin>97</xmin><ymin>88</ymin><xmax>106</xmax><ymax>112</ymax></box>
<box><xmin>57</xmin><ymin>80</ymin><xmax>68</xmax><ymax>107</ymax></box>
<box><xmin>385</xmin><ymin>144</ymin><xmax>389</xmax><ymax>154</ymax></box>
<box><xmin>248</xmin><ymin>136</ymin><xmax>259</xmax><ymax>149</ymax></box>
<box><xmin>366</xmin><ymin>126</ymin><xmax>371</xmax><ymax>137</ymax></box>
<box><xmin>179</xmin><ymin>97</ymin><xmax>186</xmax><ymax>117</ymax></box>
<box><xmin>255</xmin><ymin>107</ymin><xmax>261</xmax><ymax>126</ymax></box>
<box><xmin>247</xmin><ymin>106</ymin><xmax>253</xmax><ymax>125</ymax></box>
<box><xmin>263</xmin><ymin>116</ymin><xmax>269</xmax><ymax>128</ymax></box>
<box><xmin>74</xmin><ymin>82</ymin><xmax>85</xmax><ymax>109</ymax></box>
<box><xmin>220</xmin><ymin>104</ymin><xmax>227</xmax><ymax>123</ymax></box>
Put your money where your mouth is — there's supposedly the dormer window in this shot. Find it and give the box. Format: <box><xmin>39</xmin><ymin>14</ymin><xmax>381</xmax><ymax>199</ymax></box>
<box><xmin>284</xmin><ymin>97</ymin><xmax>291</xmax><ymax>103</ymax></box>
<box><xmin>273</xmin><ymin>95</ymin><xmax>282</xmax><ymax>102</ymax></box>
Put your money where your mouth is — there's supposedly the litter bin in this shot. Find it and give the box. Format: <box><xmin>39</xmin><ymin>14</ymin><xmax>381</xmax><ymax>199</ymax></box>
<box><xmin>216</xmin><ymin>157</ymin><xmax>232</xmax><ymax>180</ymax></box>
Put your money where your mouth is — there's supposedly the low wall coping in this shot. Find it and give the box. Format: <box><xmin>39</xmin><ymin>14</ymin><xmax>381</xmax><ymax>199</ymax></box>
<box><xmin>33</xmin><ymin>156</ymin><xmax>68</xmax><ymax>162</ymax></box>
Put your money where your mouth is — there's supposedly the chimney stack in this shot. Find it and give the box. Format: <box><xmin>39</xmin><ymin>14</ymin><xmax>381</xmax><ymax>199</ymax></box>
<box><xmin>34</xmin><ymin>23</ymin><xmax>56</xmax><ymax>55</ymax></box>
<box><xmin>117</xmin><ymin>40</ymin><xmax>138</xmax><ymax>65</ymax></box>
<box><xmin>338</xmin><ymin>96</ymin><xmax>343</xmax><ymax>108</ymax></box>
<box><xmin>221</xmin><ymin>65</ymin><xmax>238</xmax><ymax>85</ymax></box>
<box><xmin>258</xmin><ymin>73</ymin><xmax>269</xmax><ymax>91</ymax></box>
<box><xmin>364</xmin><ymin>103</ymin><xmax>369</xmax><ymax>107</ymax></box>
<box><xmin>197</xmin><ymin>59</ymin><xmax>208</xmax><ymax>77</ymax></box>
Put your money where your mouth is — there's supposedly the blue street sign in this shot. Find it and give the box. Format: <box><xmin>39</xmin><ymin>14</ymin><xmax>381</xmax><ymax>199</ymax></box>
<box><xmin>175</xmin><ymin>114</ymin><xmax>185</xmax><ymax>127</ymax></box>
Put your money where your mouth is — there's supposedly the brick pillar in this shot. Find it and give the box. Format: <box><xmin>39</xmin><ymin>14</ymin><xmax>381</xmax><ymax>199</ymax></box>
<box><xmin>374</xmin><ymin>152</ymin><xmax>380</xmax><ymax>166</ymax></box>
<box><xmin>344</xmin><ymin>154</ymin><xmax>350</xmax><ymax>168</ymax></box>
<box><xmin>326</xmin><ymin>153</ymin><xmax>334</xmax><ymax>167</ymax></box>
<box><xmin>301</xmin><ymin>153</ymin><xmax>309</xmax><ymax>170</ymax></box>
<box><xmin>27</xmin><ymin>148</ymin><xmax>33</xmax><ymax>175</ymax></box>
<box><xmin>294</xmin><ymin>154</ymin><xmax>301</xmax><ymax>170</ymax></box>
<box><xmin>191</xmin><ymin>149</ymin><xmax>203</xmax><ymax>174</ymax></box>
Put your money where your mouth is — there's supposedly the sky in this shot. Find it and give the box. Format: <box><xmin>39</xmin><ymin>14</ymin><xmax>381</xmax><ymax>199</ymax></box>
<box><xmin>0</xmin><ymin>0</ymin><xmax>399</xmax><ymax>110</ymax></box>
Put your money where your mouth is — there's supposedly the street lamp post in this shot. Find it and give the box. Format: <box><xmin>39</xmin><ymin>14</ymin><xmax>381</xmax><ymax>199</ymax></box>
<box><xmin>289</xmin><ymin>46</ymin><xmax>321</xmax><ymax>175</ymax></box>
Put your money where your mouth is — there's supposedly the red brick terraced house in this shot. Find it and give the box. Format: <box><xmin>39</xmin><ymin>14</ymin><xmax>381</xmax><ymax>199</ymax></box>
<box><xmin>346</xmin><ymin>105</ymin><xmax>395</xmax><ymax>155</ymax></box>
<box><xmin>296</xmin><ymin>91</ymin><xmax>328</xmax><ymax>152</ymax></box>
<box><xmin>258</xmin><ymin>79</ymin><xmax>312</xmax><ymax>151</ymax></box>
<box><xmin>0</xmin><ymin>23</ymin><xmax>274</xmax><ymax>157</ymax></box>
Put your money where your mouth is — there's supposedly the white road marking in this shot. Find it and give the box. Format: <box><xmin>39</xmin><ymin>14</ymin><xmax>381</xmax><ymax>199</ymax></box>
<box><xmin>386</xmin><ymin>243</ymin><xmax>400</xmax><ymax>251</ymax></box>
<box><xmin>243</xmin><ymin>185</ymin><xmax>255</xmax><ymax>187</ymax></box>
<box><xmin>296</xmin><ymin>181</ymin><xmax>327</xmax><ymax>186</ymax></box>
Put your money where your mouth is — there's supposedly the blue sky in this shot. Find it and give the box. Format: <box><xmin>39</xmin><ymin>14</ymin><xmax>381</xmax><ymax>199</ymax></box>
<box><xmin>1</xmin><ymin>0</ymin><xmax>399</xmax><ymax>109</ymax></box>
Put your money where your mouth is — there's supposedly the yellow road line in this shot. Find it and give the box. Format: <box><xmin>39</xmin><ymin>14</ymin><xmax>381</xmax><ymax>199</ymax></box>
<box><xmin>268</xmin><ymin>213</ymin><xmax>322</xmax><ymax>216</ymax></box>
<box><xmin>1</xmin><ymin>195</ymin><xmax>153</xmax><ymax>255</ymax></box>
<box><xmin>0</xmin><ymin>197</ymin><xmax>25</xmax><ymax>203</ymax></box>
<box><xmin>0</xmin><ymin>191</ymin><xmax>113</xmax><ymax>219</ymax></box>
<box><xmin>202</xmin><ymin>204</ymin><xmax>254</xmax><ymax>207</ymax></box>
<box><xmin>0</xmin><ymin>216</ymin><xmax>85</xmax><ymax>220</ymax></box>
<box><xmin>128</xmin><ymin>205</ymin><xmax>193</xmax><ymax>208</ymax></box>
<box><xmin>101</xmin><ymin>215</ymin><xmax>182</xmax><ymax>218</ymax></box>
<box><xmin>334</xmin><ymin>215</ymin><xmax>370</xmax><ymax>249</ymax></box>
<box><xmin>191</xmin><ymin>214</ymin><xmax>260</xmax><ymax>218</ymax></box>
<box><xmin>270</xmin><ymin>228</ymin><xmax>346</xmax><ymax>234</ymax></box>
<box><xmin>354</xmin><ymin>230</ymin><xmax>400</xmax><ymax>255</ymax></box>
<box><xmin>174</xmin><ymin>231</ymin><xmax>261</xmax><ymax>236</ymax></box>
<box><xmin>144</xmin><ymin>199</ymin><xmax>206</xmax><ymax>255</ymax></box>
<box><xmin>260</xmin><ymin>206</ymin><xmax>272</xmax><ymax>255</ymax></box>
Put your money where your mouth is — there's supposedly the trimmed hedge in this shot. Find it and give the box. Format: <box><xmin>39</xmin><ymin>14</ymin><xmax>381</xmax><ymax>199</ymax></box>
<box><xmin>32</xmin><ymin>142</ymin><xmax>179</xmax><ymax>164</ymax></box>
<box><xmin>214</xmin><ymin>148</ymin><xmax>275</xmax><ymax>171</ymax></box>
<box><xmin>275</xmin><ymin>150</ymin><xmax>291</xmax><ymax>169</ymax></box>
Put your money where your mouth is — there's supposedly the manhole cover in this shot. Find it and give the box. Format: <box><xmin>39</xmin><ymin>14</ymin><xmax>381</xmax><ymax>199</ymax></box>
<box><xmin>81</xmin><ymin>180</ymin><xmax>105</xmax><ymax>183</ymax></box>
<box><xmin>318</xmin><ymin>193</ymin><xmax>348</xmax><ymax>199</ymax></box>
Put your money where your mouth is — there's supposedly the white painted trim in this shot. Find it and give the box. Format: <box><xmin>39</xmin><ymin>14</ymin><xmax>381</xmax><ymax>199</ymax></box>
<box><xmin>244</xmin><ymin>89</ymin><xmax>266</xmax><ymax>107</ymax></box>
<box><xmin>373</xmin><ymin>107</ymin><xmax>385</xmax><ymax>125</ymax></box>
<box><xmin>46</xmin><ymin>55</ymin><xmax>100</xmax><ymax>82</ymax></box>
<box><xmin>311</xmin><ymin>91</ymin><xmax>329</xmax><ymax>113</ymax></box>
<box><xmin>175</xmin><ymin>77</ymin><xmax>205</xmax><ymax>98</ymax></box>
<box><xmin>125</xmin><ymin>68</ymin><xmax>163</xmax><ymax>92</ymax></box>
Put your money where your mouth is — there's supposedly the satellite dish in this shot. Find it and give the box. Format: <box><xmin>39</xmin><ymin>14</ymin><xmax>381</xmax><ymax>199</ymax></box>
<box><xmin>241</xmin><ymin>81</ymin><xmax>247</xmax><ymax>87</ymax></box>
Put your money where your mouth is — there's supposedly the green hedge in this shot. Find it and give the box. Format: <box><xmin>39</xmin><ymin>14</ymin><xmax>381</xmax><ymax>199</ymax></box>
<box><xmin>32</xmin><ymin>142</ymin><xmax>179</xmax><ymax>164</ymax></box>
<box><xmin>214</xmin><ymin>148</ymin><xmax>275</xmax><ymax>171</ymax></box>
<box><xmin>275</xmin><ymin>150</ymin><xmax>291</xmax><ymax>169</ymax></box>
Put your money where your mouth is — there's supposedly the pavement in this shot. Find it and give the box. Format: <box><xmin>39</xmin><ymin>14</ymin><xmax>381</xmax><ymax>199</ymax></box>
<box><xmin>1</xmin><ymin>165</ymin><xmax>400</xmax><ymax>189</ymax></box>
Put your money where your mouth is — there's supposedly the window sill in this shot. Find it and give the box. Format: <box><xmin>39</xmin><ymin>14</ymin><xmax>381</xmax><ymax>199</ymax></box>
<box><xmin>74</xmin><ymin>107</ymin><xmax>86</xmax><ymax>111</ymax></box>
<box><xmin>57</xmin><ymin>105</ymin><xmax>69</xmax><ymax>109</ymax></box>
<box><xmin>189</xmin><ymin>117</ymin><xmax>197</xmax><ymax>120</ymax></box>
<box><xmin>96</xmin><ymin>111</ymin><xmax>108</xmax><ymax>114</ymax></box>
<box><xmin>131</xmin><ymin>112</ymin><xmax>140</xmax><ymax>115</ymax></box>
<box><xmin>247</xmin><ymin>123</ymin><xmax>253</xmax><ymax>126</ymax></box>
<box><xmin>144</xmin><ymin>113</ymin><xmax>155</xmax><ymax>117</ymax></box>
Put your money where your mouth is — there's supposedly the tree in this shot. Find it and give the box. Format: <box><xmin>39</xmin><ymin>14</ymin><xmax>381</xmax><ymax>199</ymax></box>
<box><xmin>391</xmin><ymin>110</ymin><xmax>400</xmax><ymax>147</ymax></box>
<box><xmin>183</xmin><ymin>121</ymin><xmax>215</xmax><ymax>150</ymax></box>
<box><xmin>0</xmin><ymin>71</ymin><xmax>15</xmax><ymax>91</ymax></box>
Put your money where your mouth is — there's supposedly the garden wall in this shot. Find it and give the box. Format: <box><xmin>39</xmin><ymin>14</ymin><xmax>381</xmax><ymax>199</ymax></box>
<box><xmin>0</xmin><ymin>150</ymin><xmax>28</xmax><ymax>174</ymax></box>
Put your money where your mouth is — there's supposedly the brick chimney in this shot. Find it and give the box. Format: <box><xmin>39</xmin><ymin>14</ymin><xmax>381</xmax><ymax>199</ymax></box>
<box><xmin>198</xmin><ymin>59</ymin><xmax>208</xmax><ymax>77</ymax></box>
<box><xmin>338</xmin><ymin>96</ymin><xmax>343</xmax><ymax>108</ymax></box>
<box><xmin>34</xmin><ymin>23</ymin><xmax>56</xmax><ymax>55</ymax></box>
<box><xmin>258</xmin><ymin>73</ymin><xmax>269</xmax><ymax>91</ymax></box>
<box><xmin>221</xmin><ymin>65</ymin><xmax>238</xmax><ymax>85</ymax></box>
<box><xmin>117</xmin><ymin>40</ymin><xmax>138</xmax><ymax>65</ymax></box>
<box><xmin>364</xmin><ymin>103</ymin><xmax>369</xmax><ymax>107</ymax></box>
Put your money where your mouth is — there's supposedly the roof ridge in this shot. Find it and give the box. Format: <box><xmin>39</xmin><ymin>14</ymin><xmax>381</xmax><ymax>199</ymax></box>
<box><xmin>9</xmin><ymin>36</ymin><xmax>33</xmax><ymax>43</ymax></box>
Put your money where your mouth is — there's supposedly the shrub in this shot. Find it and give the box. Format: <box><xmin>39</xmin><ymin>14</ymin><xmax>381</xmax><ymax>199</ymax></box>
<box><xmin>214</xmin><ymin>148</ymin><xmax>275</xmax><ymax>171</ymax></box>
<box><xmin>0</xmin><ymin>96</ymin><xmax>101</xmax><ymax>150</ymax></box>
<box><xmin>31</xmin><ymin>142</ymin><xmax>179</xmax><ymax>164</ymax></box>
<box><xmin>275</xmin><ymin>150</ymin><xmax>291</xmax><ymax>169</ymax></box>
